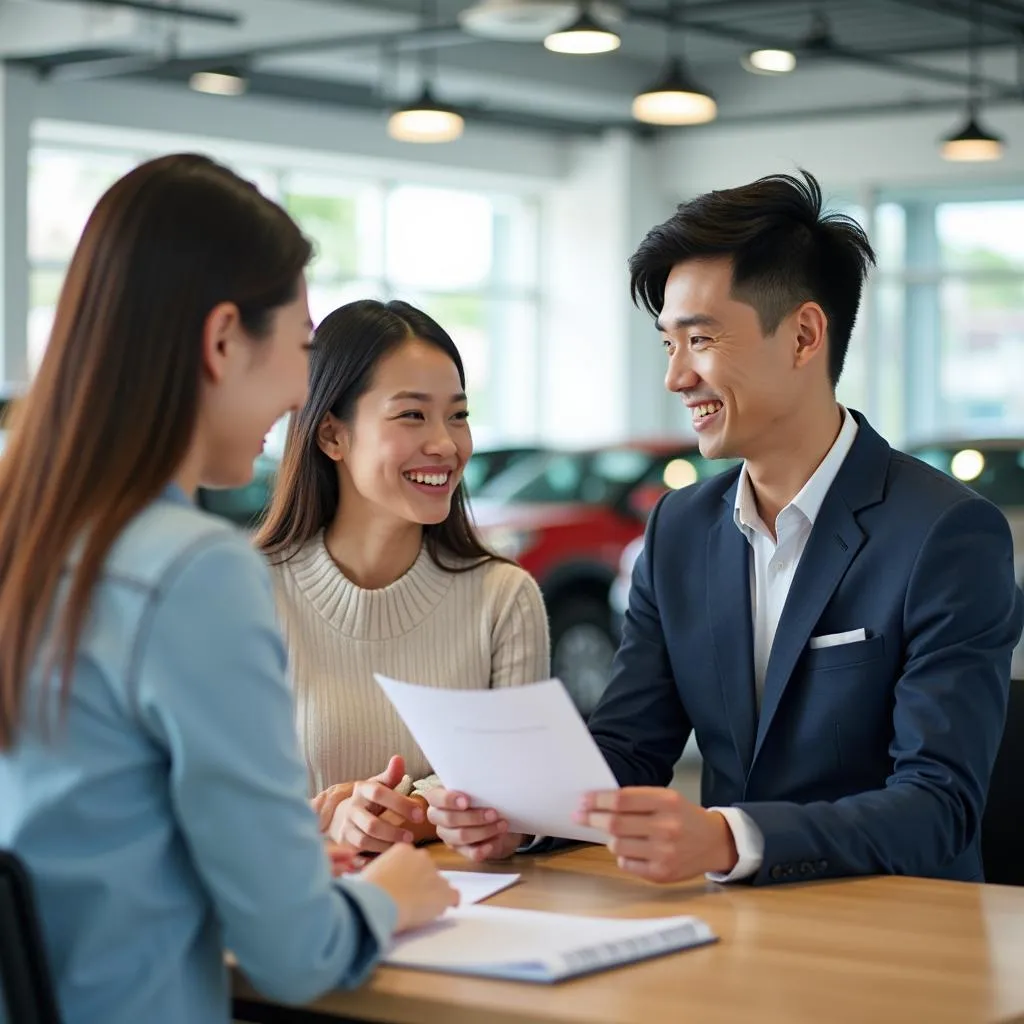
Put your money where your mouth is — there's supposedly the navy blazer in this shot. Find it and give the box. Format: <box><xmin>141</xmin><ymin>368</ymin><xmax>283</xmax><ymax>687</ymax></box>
<box><xmin>589</xmin><ymin>412</ymin><xmax>1024</xmax><ymax>885</ymax></box>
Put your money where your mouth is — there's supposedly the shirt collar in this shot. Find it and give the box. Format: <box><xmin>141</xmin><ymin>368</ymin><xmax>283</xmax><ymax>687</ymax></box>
<box><xmin>733</xmin><ymin>405</ymin><xmax>859</xmax><ymax>537</ymax></box>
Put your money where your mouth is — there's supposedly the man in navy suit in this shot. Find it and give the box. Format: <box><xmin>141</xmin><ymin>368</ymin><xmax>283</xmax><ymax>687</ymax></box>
<box><xmin>427</xmin><ymin>170</ymin><xmax>1023</xmax><ymax>885</ymax></box>
<box><xmin>568</xmin><ymin>171</ymin><xmax>1024</xmax><ymax>885</ymax></box>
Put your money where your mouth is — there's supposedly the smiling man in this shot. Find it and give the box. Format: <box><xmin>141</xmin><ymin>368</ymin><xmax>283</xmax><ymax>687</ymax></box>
<box><xmin>564</xmin><ymin>170</ymin><xmax>1023</xmax><ymax>885</ymax></box>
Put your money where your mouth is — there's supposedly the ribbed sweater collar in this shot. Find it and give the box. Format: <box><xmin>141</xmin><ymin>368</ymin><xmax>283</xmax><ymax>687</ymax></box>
<box><xmin>285</xmin><ymin>532</ymin><xmax>453</xmax><ymax>640</ymax></box>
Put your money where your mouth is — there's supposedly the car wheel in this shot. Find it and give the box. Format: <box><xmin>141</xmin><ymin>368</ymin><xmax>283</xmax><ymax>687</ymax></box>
<box><xmin>550</xmin><ymin>597</ymin><xmax>619</xmax><ymax>718</ymax></box>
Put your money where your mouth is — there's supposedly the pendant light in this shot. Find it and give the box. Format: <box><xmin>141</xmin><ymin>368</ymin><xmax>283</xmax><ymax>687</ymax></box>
<box><xmin>741</xmin><ymin>48</ymin><xmax>796</xmax><ymax>75</ymax></box>
<box><xmin>387</xmin><ymin>86</ymin><xmax>465</xmax><ymax>143</ymax></box>
<box><xmin>632</xmin><ymin>1</ymin><xmax>715</xmax><ymax>126</ymax></box>
<box><xmin>189</xmin><ymin>66</ymin><xmax>248</xmax><ymax>96</ymax></box>
<box><xmin>544</xmin><ymin>4</ymin><xmax>621</xmax><ymax>55</ymax></box>
<box><xmin>941</xmin><ymin>0</ymin><xmax>1004</xmax><ymax>162</ymax></box>
<box><xmin>387</xmin><ymin>0</ymin><xmax>465</xmax><ymax>144</ymax></box>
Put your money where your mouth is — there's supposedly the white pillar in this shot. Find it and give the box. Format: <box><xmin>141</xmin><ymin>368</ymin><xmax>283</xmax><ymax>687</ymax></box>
<box><xmin>539</xmin><ymin>130</ymin><xmax>677</xmax><ymax>446</ymax></box>
<box><xmin>0</xmin><ymin>64</ymin><xmax>33</xmax><ymax>383</ymax></box>
<box><xmin>622</xmin><ymin>135</ymin><xmax>679</xmax><ymax>439</ymax></box>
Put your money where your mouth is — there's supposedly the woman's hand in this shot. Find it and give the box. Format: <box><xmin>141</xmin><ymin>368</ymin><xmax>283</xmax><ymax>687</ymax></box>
<box><xmin>423</xmin><ymin>788</ymin><xmax>524</xmax><ymax>862</ymax></box>
<box><xmin>324</xmin><ymin>838</ymin><xmax>364</xmax><ymax>876</ymax></box>
<box><xmin>361</xmin><ymin>843</ymin><xmax>459</xmax><ymax>934</ymax></box>
<box><xmin>311</xmin><ymin>781</ymin><xmax>356</xmax><ymax>833</ymax></box>
<box><xmin>326</xmin><ymin>755</ymin><xmax>427</xmax><ymax>854</ymax></box>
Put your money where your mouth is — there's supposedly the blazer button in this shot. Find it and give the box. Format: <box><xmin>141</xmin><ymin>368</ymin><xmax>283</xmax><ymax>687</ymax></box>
<box><xmin>818</xmin><ymin>860</ymin><xmax>829</xmax><ymax>872</ymax></box>
<box><xmin>770</xmin><ymin>865</ymin><xmax>784</xmax><ymax>880</ymax></box>
<box><xmin>800</xmin><ymin>861</ymin><xmax>814</xmax><ymax>875</ymax></box>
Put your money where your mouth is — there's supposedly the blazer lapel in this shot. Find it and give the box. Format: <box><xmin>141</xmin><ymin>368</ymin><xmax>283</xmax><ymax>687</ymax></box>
<box><xmin>751</xmin><ymin>411</ymin><xmax>888</xmax><ymax>763</ymax></box>
<box><xmin>707</xmin><ymin>478</ymin><xmax>757</xmax><ymax>776</ymax></box>
<box><xmin>752</xmin><ymin>507</ymin><xmax>864</xmax><ymax>762</ymax></box>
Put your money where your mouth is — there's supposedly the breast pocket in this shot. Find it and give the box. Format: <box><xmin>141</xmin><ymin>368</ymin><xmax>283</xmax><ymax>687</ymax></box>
<box><xmin>803</xmin><ymin>633</ymin><xmax>885</xmax><ymax>673</ymax></box>
<box><xmin>800</xmin><ymin>633</ymin><xmax>891</xmax><ymax>786</ymax></box>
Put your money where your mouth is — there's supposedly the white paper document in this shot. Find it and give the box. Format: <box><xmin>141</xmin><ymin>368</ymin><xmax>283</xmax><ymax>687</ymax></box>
<box><xmin>374</xmin><ymin>675</ymin><xmax>618</xmax><ymax>843</ymax></box>
<box><xmin>440</xmin><ymin>871</ymin><xmax>520</xmax><ymax>905</ymax></box>
<box><xmin>384</xmin><ymin>905</ymin><xmax>716</xmax><ymax>983</ymax></box>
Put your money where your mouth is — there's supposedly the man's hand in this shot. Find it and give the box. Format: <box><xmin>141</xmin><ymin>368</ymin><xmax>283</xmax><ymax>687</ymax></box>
<box><xmin>423</xmin><ymin>788</ymin><xmax>524</xmax><ymax>862</ymax></box>
<box><xmin>326</xmin><ymin>755</ymin><xmax>426</xmax><ymax>854</ymax></box>
<box><xmin>575</xmin><ymin>787</ymin><xmax>738</xmax><ymax>883</ymax></box>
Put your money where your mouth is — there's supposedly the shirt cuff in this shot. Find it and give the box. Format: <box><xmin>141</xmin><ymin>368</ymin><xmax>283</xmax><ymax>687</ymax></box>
<box><xmin>516</xmin><ymin>834</ymin><xmax>545</xmax><ymax>853</ymax></box>
<box><xmin>330</xmin><ymin>875</ymin><xmax>399</xmax><ymax>986</ymax></box>
<box><xmin>705</xmin><ymin>806</ymin><xmax>764</xmax><ymax>883</ymax></box>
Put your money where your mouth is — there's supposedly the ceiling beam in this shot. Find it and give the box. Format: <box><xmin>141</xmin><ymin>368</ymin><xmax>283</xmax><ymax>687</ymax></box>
<box><xmin>885</xmin><ymin>0</ymin><xmax>1024</xmax><ymax>34</ymax></box>
<box><xmin>37</xmin><ymin>22</ymin><xmax>477</xmax><ymax>83</ymax></box>
<box><xmin>626</xmin><ymin>3</ymin><xmax>1018</xmax><ymax>95</ymax></box>
<box><xmin>696</xmin><ymin>90</ymin><xmax>1023</xmax><ymax>128</ymax></box>
<box><xmin>35</xmin><ymin>0</ymin><xmax>241</xmax><ymax>26</ymax></box>
<box><xmin>137</xmin><ymin>63</ymin><xmax>644</xmax><ymax>137</ymax></box>
<box><xmin>872</xmin><ymin>36</ymin><xmax>1018</xmax><ymax>54</ymax></box>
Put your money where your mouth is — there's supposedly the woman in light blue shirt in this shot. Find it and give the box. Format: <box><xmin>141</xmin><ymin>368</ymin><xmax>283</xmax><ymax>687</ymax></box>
<box><xmin>0</xmin><ymin>153</ymin><xmax>456</xmax><ymax>1024</ymax></box>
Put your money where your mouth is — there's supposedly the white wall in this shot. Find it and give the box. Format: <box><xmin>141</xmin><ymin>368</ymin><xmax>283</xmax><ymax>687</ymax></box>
<box><xmin>658</xmin><ymin>105</ymin><xmax>1024</xmax><ymax>198</ymax></box>
<box><xmin>32</xmin><ymin>76</ymin><xmax>568</xmax><ymax>187</ymax></box>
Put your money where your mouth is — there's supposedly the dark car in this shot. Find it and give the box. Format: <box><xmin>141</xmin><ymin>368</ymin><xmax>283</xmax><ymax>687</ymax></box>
<box><xmin>908</xmin><ymin>438</ymin><xmax>1024</xmax><ymax>676</ymax></box>
<box><xmin>0</xmin><ymin>385</ymin><xmax>26</xmax><ymax>454</ymax></box>
<box><xmin>196</xmin><ymin>453</ymin><xmax>280</xmax><ymax>528</ymax></box>
<box><xmin>462</xmin><ymin>445</ymin><xmax>546</xmax><ymax>494</ymax></box>
<box><xmin>471</xmin><ymin>443</ymin><xmax>738</xmax><ymax>715</ymax></box>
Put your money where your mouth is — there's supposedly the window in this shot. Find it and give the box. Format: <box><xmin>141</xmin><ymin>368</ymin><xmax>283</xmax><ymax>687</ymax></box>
<box><xmin>860</xmin><ymin>191</ymin><xmax>1024</xmax><ymax>443</ymax></box>
<box><xmin>27</xmin><ymin>146</ymin><xmax>140</xmax><ymax>374</ymax></box>
<box><xmin>26</xmin><ymin>141</ymin><xmax>541</xmax><ymax>444</ymax></box>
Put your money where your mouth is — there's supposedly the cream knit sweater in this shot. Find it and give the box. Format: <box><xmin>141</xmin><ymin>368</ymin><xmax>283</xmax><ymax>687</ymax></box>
<box><xmin>269</xmin><ymin>534</ymin><xmax>550</xmax><ymax>795</ymax></box>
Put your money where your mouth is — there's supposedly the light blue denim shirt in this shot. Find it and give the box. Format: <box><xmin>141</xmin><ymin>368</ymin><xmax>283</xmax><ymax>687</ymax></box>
<box><xmin>0</xmin><ymin>486</ymin><xmax>397</xmax><ymax>1024</ymax></box>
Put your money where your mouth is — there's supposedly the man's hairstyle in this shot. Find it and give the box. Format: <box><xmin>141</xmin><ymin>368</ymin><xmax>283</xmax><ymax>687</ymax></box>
<box><xmin>628</xmin><ymin>170</ymin><xmax>876</xmax><ymax>386</ymax></box>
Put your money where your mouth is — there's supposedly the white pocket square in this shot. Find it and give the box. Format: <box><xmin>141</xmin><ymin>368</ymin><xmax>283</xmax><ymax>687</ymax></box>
<box><xmin>809</xmin><ymin>628</ymin><xmax>868</xmax><ymax>650</ymax></box>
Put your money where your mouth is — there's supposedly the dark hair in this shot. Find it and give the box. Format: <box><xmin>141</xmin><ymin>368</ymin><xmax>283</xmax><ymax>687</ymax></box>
<box><xmin>629</xmin><ymin>170</ymin><xmax>875</xmax><ymax>386</ymax></box>
<box><xmin>256</xmin><ymin>299</ymin><xmax>504</xmax><ymax>574</ymax></box>
<box><xmin>0</xmin><ymin>153</ymin><xmax>312</xmax><ymax>750</ymax></box>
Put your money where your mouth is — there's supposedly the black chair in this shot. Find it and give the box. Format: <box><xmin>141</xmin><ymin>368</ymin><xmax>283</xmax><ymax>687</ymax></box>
<box><xmin>982</xmin><ymin>678</ymin><xmax>1024</xmax><ymax>886</ymax></box>
<box><xmin>0</xmin><ymin>851</ymin><xmax>62</xmax><ymax>1024</ymax></box>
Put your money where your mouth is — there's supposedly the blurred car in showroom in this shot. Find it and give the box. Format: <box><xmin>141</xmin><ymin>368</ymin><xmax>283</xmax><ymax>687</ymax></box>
<box><xmin>471</xmin><ymin>443</ymin><xmax>737</xmax><ymax>715</ymax></box>
<box><xmin>460</xmin><ymin>444</ymin><xmax>546</xmax><ymax>494</ymax></box>
<box><xmin>908</xmin><ymin>438</ymin><xmax>1024</xmax><ymax>676</ymax></box>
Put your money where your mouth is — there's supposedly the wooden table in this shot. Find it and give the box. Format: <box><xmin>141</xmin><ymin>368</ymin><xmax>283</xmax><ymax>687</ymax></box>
<box><xmin>232</xmin><ymin>845</ymin><xmax>1024</xmax><ymax>1024</ymax></box>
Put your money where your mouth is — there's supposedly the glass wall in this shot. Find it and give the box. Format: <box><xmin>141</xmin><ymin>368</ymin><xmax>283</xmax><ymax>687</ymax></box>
<box><xmin>27</xmin><ymin>142</ymin><xmax>541</xmax><ymax>444</ymax></box>
<box><xmin>860</xmin><ymin>190</ymin><xmax>1024</xmax><ymax>444</ymax></box>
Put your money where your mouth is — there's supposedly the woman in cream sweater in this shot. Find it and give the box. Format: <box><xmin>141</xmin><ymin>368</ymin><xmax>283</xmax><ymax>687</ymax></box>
<box><xmin>256</xmin><ymin>299</ymin><xmax>549</xmax><ymax>860</ymax></box>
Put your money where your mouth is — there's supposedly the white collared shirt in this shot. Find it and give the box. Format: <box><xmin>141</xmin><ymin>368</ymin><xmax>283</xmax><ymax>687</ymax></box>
<box><xmin>710</xmin><ymin>407</ymin><xmax>859</xmax><ymax>883</ymax></box>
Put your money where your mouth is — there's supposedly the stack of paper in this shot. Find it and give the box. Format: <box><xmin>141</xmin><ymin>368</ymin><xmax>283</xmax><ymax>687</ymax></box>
<box><xmin>385</xmin><ymin>905</ymin><xmax>716</xmax><ymax>983</ymax></box>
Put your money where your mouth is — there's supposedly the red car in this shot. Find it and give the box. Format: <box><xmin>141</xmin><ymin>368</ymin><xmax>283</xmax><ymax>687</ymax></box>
<box><xmin>470</xmin><ymin>443</ymin><xmax>737</xmax><ymax>715</ymax></box>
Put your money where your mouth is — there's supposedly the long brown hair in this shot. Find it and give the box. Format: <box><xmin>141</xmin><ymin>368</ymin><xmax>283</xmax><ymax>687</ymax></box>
<box><xmin>256</xmin><ymin>299</ymin><xmax>504</xmax><ymax>573</ymax></box>
<box><xmin>0</xmin><ymin>153</ymin><xmax>311</xmax><ymax>749</ymax></box>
